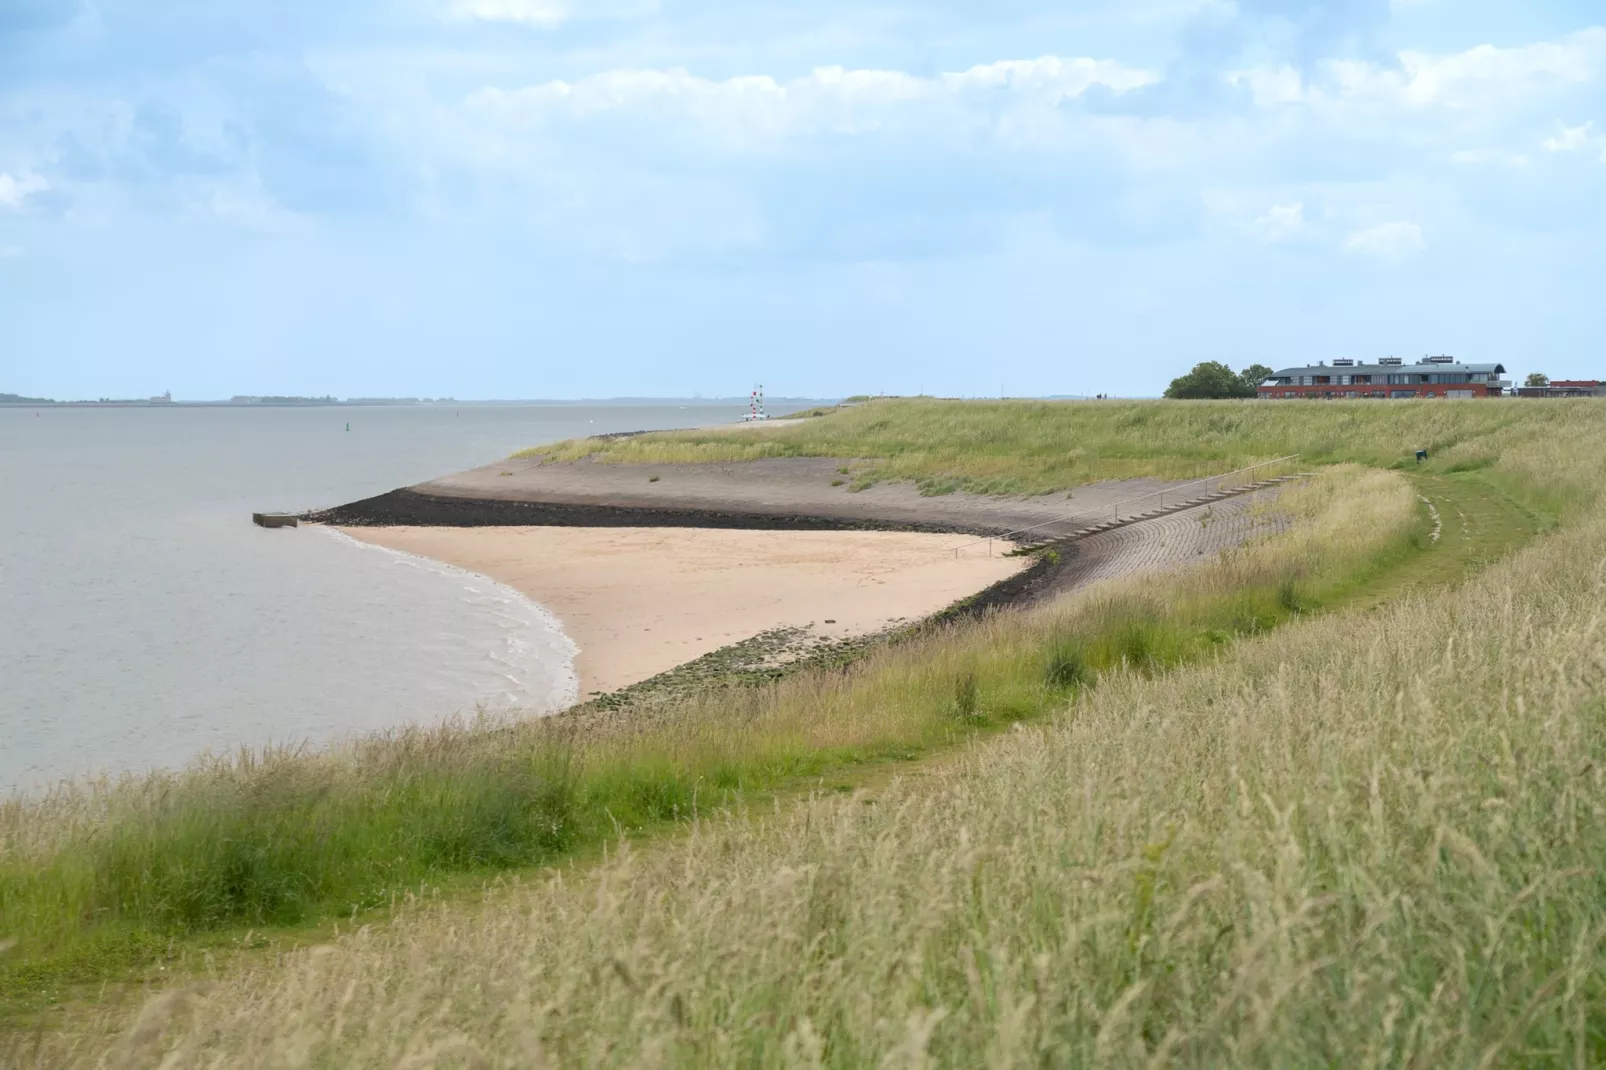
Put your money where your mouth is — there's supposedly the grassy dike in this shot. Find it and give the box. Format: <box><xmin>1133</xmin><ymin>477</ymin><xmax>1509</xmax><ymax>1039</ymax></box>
<box><xmin>535</xmin><ymin>394</ymin><xmax>1581</xmax><ymax>506</ymax></box>
<box><xmin>0</xmin><ymin>400</ymin><xmax>1589</xmax><ymax>1032</ymax></box>
<box><xmin>160</xmin><ymin>455</ymin><xmax>1606</xmax><ymax>1068</ymax></box>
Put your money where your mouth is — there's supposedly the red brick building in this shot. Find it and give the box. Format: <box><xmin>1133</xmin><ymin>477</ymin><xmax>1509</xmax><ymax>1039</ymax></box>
<box><xmin>1256</xmin><ymin>357</ymin><xmax>1510</xmax><ymax>400</ymax></box>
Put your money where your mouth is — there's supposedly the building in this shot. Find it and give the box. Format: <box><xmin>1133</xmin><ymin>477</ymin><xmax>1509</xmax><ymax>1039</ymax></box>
<box><xmin>1517</xmin><ymin>380</ymin><xmax>1603</xmax><ymax>398</ymax></box>
<box><xmin>1257</xmin><ymin>357</ymin><xmax>1511</xmax><ymax>400</ymax></box>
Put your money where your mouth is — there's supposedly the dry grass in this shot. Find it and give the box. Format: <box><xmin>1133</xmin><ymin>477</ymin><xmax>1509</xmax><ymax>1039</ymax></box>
<box><xmin>8</xmin><ymin>399</ymin><xmax>1605</xmax><ymax>1065</ymax></box>
<box><xmin>527</xmin><ymin>396</ymin><xmax>1606</xmax><ymax>512</ymax></box>
<box><xmin>20</xmin><ymin>451</ymin><xmax>1606</xmax><ymax>1066</ymax></box>
<box><xmin>0</xmin><ymin>469</ymin><xmax>1413</xmax><ymax>1024</ymax></box>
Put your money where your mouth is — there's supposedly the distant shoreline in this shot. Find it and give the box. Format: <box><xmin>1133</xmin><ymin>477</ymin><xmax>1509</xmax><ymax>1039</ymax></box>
<box><xmin>0</xmin><ymin>397</ymin><xmax>836</xmax><ymax>409</ymax></box>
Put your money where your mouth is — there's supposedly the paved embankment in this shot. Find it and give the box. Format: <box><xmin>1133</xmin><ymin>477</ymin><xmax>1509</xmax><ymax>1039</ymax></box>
<box><xmin>1057</xmin><ymin>488</ymin><xmax>1292</xmax><ymax>589</ymax></box>
<box><xmin>309</xmin><ymin>454</ymin><xmax>1314</xmax><ymax>615</ymax></box>
<box><xmin>313</xmin><ymin>455</ymin><xmax>1280</xmax><ymax>538</ymax></box>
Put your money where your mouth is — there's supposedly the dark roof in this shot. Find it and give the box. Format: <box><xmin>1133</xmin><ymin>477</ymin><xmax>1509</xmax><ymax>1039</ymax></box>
<box><xmin>1265</xmin><ymin>362</ymin><xmax>1506</xmax><ymax>378</ymax></box>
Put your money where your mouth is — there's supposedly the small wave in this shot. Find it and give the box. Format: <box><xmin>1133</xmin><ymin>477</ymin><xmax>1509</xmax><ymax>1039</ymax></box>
<box><xmin>318</xmin><ymin>528</ymin><xmax>580</xmax><ymax>714</ymax></box>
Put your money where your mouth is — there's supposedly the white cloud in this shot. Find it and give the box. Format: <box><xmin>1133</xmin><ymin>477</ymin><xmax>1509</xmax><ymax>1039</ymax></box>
<box><xmin>1535</xmin><ymin>121</ymin><xmax>1599</xmax><ymax>161</ymax></box>
<box><xmin>1233</xmin><ymin>28</ymin><xmax>1606</xmax><ymax>112</ymax></box>
<box><xmin>944</xmin><ymin>56</ymin><xmax>1159</xmax><ymax>99</ymax></box>
<box><xmin>1253</xmin><ymin>202</ymin><xmax>1309</xmax><ymax>243</ymax></box>
<box><xmin>1346</xmin><ymin>221</ymin><xmax>1425</xmax><ymax>259</ymax></box>
<box><xmin>1228</xmin><ymin>66</ymin><xmax>1305</xmax><ymax>106</ymax></box>
<box><xmin>453</xmin><ymin>0</ymin><xmax>565</xmax><ymax>25</ymax></box>
<box><xmin>468</xmin><ymin>56</ymin><xmax>1159</xmax><ymax>141</ymax></box>
<box><xmin>0</xmin><ymin>171</ymin><xmax>50</xmax><ymax>209</ymax></box>
<box><xmin>1542</xmin><ymin>120</ymin><xmax>1601</xmax><ymax>153</ymax></box>
<box><xmin>1450</xmin><ymin>148</ymin><xmax>1530</xmax><ymax>167</ymax></box>
<box><xmin>445</xmin><ymin>0</ymin><xmax>656</xmax><ymax>27</ymax></box>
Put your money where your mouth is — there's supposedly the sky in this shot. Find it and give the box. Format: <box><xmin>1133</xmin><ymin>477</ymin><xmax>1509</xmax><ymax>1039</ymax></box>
<box><xmin>1</xmin><ymin>1</ymin><xmax>1603</xmax><ymax>400</ymax></box>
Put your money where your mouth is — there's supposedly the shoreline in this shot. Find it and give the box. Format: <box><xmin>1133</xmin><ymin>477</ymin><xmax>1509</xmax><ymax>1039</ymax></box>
<box><xmin>312</xmin><ymin>449</ymin><xmax>1294</xmax><ymax>703</ymax></box>
<box><xmin>315</xmin><ymin>487</ymin><xmax>970</xmax><ymax>533</ymax></box>
<box><xmin>338</xmin><ymin>525</ymin><xmax>1030</xmax><ymax>697</ymax></box>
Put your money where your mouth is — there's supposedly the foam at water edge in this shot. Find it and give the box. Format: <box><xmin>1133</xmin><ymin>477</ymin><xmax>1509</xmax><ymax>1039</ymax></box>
<box><xmin>318</xmin><ymin>527</ymin><xmax>582</xmax><ymax>714</ymax></box>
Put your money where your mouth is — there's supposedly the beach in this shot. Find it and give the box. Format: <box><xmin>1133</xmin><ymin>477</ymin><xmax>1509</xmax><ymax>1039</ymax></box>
<box><xmin>339</xmin><ymin>525</ymin><xmax>1026</xmax><ymax>696</ymax></box>
<box><xmin>325</xmin><ymin>449</ymin><xmax>1301</xmax><ymax>700</ymax></box>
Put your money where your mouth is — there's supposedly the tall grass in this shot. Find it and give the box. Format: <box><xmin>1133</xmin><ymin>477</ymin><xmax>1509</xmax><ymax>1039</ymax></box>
<box><xmin>0</xmin><ymin>468</ymin><xmax>1414</xmax><ymax>1007</ymax></box>
<box><xmin>532</xmin><ymin>396</ymin><xmax>1606</xmax><ymax>511</ymax></box>
<box><xmin>36</xmin><ymin>424</ymin><xmax>1606</xmax><ymax>1066</ymax></box>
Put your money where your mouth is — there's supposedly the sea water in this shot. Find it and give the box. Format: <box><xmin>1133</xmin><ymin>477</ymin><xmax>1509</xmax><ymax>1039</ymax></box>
<box><xmin>0</xmin><ymin>402</ymin><xmax>794</xmax><ymax>794</ymax></box>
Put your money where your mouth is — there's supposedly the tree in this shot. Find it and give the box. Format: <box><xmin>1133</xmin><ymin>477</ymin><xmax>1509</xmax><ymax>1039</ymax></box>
<box><xmin>1165</xmin><ymin>361</ymin><xmax>1264</xmax><ymax>399</ymax></box>
<box><xmin>1239</xmin><ymin>364</ymin><xmax>1275</xmax><ymax>394</ymax></box>
<box><xmin>1525</xmin><ymin>372</ymin><xmax>1549</xmax><ymax>387</ymax></box>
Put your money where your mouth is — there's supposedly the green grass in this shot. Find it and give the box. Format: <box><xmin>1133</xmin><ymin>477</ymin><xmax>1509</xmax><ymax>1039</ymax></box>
<box><xmin>33</xmin><ymin>450</ymin><xmax>1606</xmax><ymax>1066</ymax></box>
<box><xmin>1</xmin><ymin>400</ymin><xmax>1591</xmax><ymax>1028</ymax></box>
<box><xmin>1</xmin><ymin>471</ymin><xmax>1431</xmax><ymax>1015</ymax></box>
<box><xmin>1341</xmin><ymin>471</ymin><xmax>1543</xmax><ymax>611</ymax></box>
<box><xmin>532</xmin><ymin>396</ymin><xmax>1606</xmax><ymax>506</ymax></box>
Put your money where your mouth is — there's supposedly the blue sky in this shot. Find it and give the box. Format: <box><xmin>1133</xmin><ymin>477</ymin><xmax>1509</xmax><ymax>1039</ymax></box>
<box><xmin>2</xmin><ymin>0</ymin><xmax>1603</xmax><ymax>399</ymax></box>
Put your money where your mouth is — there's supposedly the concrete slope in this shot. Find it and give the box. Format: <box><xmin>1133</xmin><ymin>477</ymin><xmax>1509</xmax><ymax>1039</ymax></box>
<box><xmin>316</xmin><ymin>455</ymin><xmax>1194</xmax><ymax>538</ymax></box>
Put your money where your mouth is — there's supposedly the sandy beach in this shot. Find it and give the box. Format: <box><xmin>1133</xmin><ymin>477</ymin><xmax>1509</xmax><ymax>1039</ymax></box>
<box><xmin>339</xmin><ymin>526</ymin><xmax>1026</xmax><ymax>696</ymax></box>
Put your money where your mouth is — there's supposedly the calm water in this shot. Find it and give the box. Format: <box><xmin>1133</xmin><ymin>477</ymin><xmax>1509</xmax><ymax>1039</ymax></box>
<box><xmin>0</xmin><ymin>402</ymin><xmax>791</xmax><ymax>794</ymax></box>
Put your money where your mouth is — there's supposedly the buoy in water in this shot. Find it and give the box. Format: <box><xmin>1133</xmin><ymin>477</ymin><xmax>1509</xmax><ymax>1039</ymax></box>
<box><xmin>345</xmin><ymin>422</ymin><xmax>350</xmax><ymax>432</ymax></box>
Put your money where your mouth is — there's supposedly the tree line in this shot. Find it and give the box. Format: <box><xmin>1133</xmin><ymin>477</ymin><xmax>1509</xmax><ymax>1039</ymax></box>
<box><xmin>1164</xmin><ymin>362</ymin><xmax>1275</xmax><ymax>399</ymax></box>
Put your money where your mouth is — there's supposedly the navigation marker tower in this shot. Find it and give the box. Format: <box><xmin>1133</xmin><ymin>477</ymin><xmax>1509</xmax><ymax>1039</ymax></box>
<box><xmin>742</xmin><ymin>384</ymin><xmax>769</xmax><ymax>422</ymax></box>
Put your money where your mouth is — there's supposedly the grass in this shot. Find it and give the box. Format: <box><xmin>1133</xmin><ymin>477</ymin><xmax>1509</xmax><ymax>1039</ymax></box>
<box><xmin>524</xmin><ymin>395</ymin><xmax>1606</xmax><ymax>505</ymax></box>
<box><xmin>92</xmin><ymin>487</ymin><xmax>1606</xmax><ymax>1068</ymax></box>
<box><xmin>4</xmin><ymin>399</ymin><xmax>1603</xmax><ymax>1063</ymax></box>
<box><xmin>2</xmin><ymin>466</ymin><xmax>1419</xmax><ymax>1018</ymax></box>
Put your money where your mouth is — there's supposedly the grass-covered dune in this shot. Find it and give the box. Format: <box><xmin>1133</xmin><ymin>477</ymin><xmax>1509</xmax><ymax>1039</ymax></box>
<box><xmin>5</xmin><ymin>398</ymin><xmax>1606</xmax><ymax>1064</ymax></box>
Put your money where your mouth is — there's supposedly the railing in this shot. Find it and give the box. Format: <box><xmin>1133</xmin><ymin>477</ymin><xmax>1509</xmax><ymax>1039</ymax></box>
<box><xmin>1104</xmin><ymin>455</ymin><xmax>1301</xmax><ymax>524</ymax></box>
<box><xmin>950</xmin><ymin>454</ymin><xmax>1302</xmax><ymax>558</ymax></box>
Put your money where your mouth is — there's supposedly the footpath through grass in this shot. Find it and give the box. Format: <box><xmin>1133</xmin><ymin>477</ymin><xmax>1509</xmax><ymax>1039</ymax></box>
<box><xmin>1340</xmin><ymin>471</ymin><xmax>1543</xmax><ymax>610</ymax></box>
<box><xmin>0</xmin><ymin>400</ymin><xmax>1588</xmax><ymax>1034</ymax></box>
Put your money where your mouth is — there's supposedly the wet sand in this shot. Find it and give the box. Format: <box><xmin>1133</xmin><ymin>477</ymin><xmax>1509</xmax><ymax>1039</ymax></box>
<box><xmin>339</xmin><ymin>526</ymin><xmax>1026</xmax><ymax>696</ymax></box>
